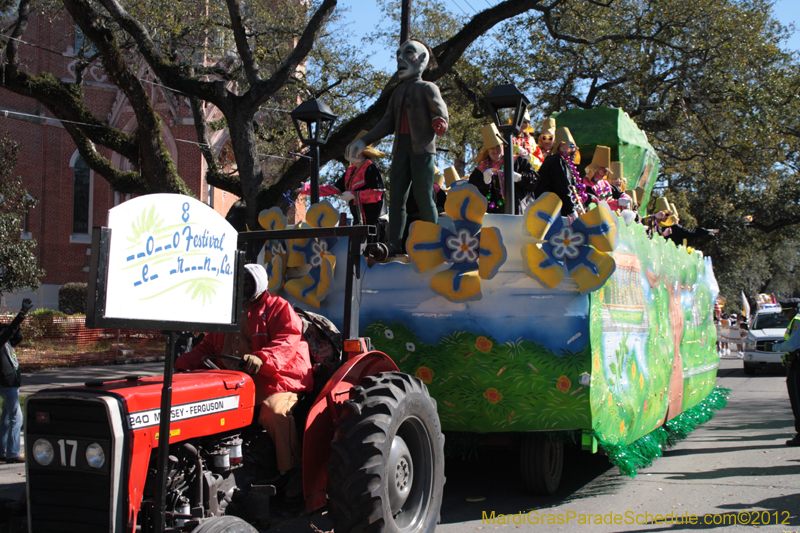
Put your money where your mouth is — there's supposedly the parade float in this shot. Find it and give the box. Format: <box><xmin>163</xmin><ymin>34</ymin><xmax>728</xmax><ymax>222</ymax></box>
<box><xmin>265</xmin><ymin>107</ymin><xmax>728</xmax><ymax>494</ymax></box>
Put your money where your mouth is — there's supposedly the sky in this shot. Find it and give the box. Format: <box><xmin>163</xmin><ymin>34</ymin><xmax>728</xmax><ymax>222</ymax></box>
<box><xmin>337</xmin><ymin>0</ymin><xmax>800</xmax><ymax>73</ymax></box>
<box><xmin>774</xmin><ymin>0</ymin><xmax>800</xmax><ymax>51</ymax></box>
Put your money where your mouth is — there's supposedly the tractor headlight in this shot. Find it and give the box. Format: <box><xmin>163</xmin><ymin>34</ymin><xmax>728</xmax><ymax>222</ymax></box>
<box><xmin>85</xmin><ymin>443</ymin><xmax>105</xmax><ymax>469</ymax></box>
<box><xmin>33</xmin><ymin>439</ymin><xmax>54</xmax><ymax>466</ymax></box>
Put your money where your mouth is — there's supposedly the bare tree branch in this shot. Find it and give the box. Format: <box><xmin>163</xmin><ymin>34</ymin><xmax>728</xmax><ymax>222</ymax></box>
<box><xmin>225</xmin><ymin>0</ymin><xmax>261</xmax><ymax>86</ymax></box>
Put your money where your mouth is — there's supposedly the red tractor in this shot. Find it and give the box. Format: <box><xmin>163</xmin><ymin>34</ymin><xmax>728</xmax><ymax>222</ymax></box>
<box><xmin>23</xmin><ymin>225</ymin><xmax>445</xmax><ymax>533</ymax></box>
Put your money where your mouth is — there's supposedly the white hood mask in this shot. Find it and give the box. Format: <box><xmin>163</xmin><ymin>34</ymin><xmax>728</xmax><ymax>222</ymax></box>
<box><xmin>244</xmin><ymin>263</ymin><xmax>269</xmax><ymax>302</ymax></box>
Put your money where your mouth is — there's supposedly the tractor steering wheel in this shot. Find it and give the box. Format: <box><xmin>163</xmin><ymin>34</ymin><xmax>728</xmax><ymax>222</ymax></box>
<box><xmin>200</xmin><ymin>354</ymin><xmax>245</xmax><ymax>371</ymax></box>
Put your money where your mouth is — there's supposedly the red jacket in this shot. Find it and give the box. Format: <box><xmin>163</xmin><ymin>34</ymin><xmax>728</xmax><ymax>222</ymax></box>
<box><xmin>176</xmin><ymin>292</ymin><xmax>313</xmax><ymax>396</ymax></box>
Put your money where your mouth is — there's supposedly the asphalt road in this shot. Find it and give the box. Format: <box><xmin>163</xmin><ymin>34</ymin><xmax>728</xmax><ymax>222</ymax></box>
<box><xmin>2</xmin><ymin>356</ymin><xmax>798</xmax><ymax>532</ymax></box>
<box><xmin>422</xmin><ymin>356</ymin><xmax>800</xmax><ymax>533</ymax></box>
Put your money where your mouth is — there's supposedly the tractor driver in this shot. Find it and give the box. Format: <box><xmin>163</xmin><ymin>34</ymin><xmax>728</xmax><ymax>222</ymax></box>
<box><xmin>176</xmin><ymin>263</ymin><xmax>313</xmax><ymax>476</ymax></box>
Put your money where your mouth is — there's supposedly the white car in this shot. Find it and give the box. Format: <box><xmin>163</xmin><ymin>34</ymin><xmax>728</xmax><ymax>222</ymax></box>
<box><xmin>743</xmin><ymin>308</ymin><xmax>789</xmax><ymax>375</ymax></box>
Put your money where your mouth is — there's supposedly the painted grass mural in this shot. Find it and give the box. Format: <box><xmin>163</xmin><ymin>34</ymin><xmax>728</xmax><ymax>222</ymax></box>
<box><xmin>366</xmin><ymin>321</ymin><xmax>591</xmax><ymax>432</ymax></box>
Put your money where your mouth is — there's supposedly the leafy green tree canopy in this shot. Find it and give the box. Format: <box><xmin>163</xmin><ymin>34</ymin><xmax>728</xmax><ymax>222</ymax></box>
<box><xmin>0</xmin><ymin>133</ymin><xmax>45</xmax><ymax>298</ymax></box>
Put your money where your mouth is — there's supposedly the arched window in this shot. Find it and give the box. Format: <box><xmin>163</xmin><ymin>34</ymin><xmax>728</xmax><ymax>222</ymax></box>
<box><xmin>72</xmin><ymin>155</ymin><xmax>92</xmax><ymax>236</ymax></box>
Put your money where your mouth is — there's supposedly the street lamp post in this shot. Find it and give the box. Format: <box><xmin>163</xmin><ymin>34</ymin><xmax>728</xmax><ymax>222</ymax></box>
<box><xmin>290</xmin><ymin>99</ymin><xmax>338</xmax><ymax>205</ymax></box>
<box><xmin>484</xmin><ymin>84</ymin><xmax>530</xmax><ymax>215</ymax></box>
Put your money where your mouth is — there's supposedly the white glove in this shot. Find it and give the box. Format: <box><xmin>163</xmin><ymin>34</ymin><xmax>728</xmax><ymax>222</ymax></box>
<box><xmin>346</xmin><ymin>140</ymin><xmax>367</xmax><ymax>165</ymax></box>
<box><xmin>483</xmin><ymin>169</ymin><xmax>493</xmax><ymax>185</ymax></box>
<box><xmin>341</xmin><ymin>191</ymin><xmax>355</xmax><ymax>203</ymax></box>
<box><xmin>618</xmin><ymin>196</ymin><xmax>631</xmax><ymax>208</ymax></box>
<box><xmin>620</xmin><ymin>210</ymin><xmax>636</xmax><ymax>226</ymax></box>
<box><xmin>512</xmin><ymin>171</ymin><xmax>522</xmax><ymax>183</ymax></box>
<box><xmin>517</xmin><ymin>148</ymin><xmax>529</xmax><ymax>158</ymax></box>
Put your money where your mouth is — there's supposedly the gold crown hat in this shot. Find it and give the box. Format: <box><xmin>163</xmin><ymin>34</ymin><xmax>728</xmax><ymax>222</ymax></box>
<box><xmin>352</xmin><ymin>130</ymin><xmax>386</xmax><ymax>159</ymax></box>
<box><xmin>585</xmin><ymin>146</ymin><xmax>613</xmax><ymax>179</ymax></box>
<box><xmin>522</xmin><ymin>109</ymin><xmax>533</xmax><ymax>133</ymax></box>
<box><xmin>443</xmin><ymin>166</ymin><xmax>462</xmax><ymax>188</ymax></box>
<box><xmin>655</xmin><ymin>197</ymin><xmax>672</xmax><ymax>214</ymax></box>
<box><xmin>539</xmin><ymin>117</ymin><xmax>556</xmax><ymax>136</ymax></box>
<box><xmin>473</xmin><ymin>123</ymin><xmax>505</xmax><ymax>162</ymax></box>
<box><xmin>552</xmin><ymin>126</ymin><xmax>576</xmax><ymax>152</ymax></box>
<box><xmin>625</xmin><ymin>189</ymin><xmax>638</xmax><ymax>206</ymax></box>
<box><xmin>663</xmin><ymin>202</ymin><xmax>680</xmax><ymax>226</ymax></box>
<box><xmin>611</xmin><ymin>161</ymin><xmax>623</xmax><ymax>181</ymax></box>
<box><xmin>434</xmin><ymin>167</ymin><xmax>446</xmax><ymax>190</ymax></box>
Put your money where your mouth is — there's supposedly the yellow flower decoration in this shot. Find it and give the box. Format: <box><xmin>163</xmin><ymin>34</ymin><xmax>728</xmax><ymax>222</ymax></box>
<box><xmin>258</xmin><ymin>207</ymin><xmax>288</xmax><ymax>294</ymax></box>
<box><xmin>521</xmin><ymin>192</ymin><xmax>618</xmax><ymax>294</ymax></box>
<box><xmin>284</xmin><ymin>201</ymin><xmax>339</xmax><ymax>307</ymax></box>
<box><xmin>406</xmin><ymin>182</ymin><xmax>506</xmax><ymax>302</ymax></box>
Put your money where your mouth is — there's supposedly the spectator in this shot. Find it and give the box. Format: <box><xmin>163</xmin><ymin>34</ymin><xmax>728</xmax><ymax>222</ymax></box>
<box><xmin>1</xmin><ymin>298</ymin><xmax>33</xmax><ymax>464</ymax></box>
<box><xmin>717</xmin><ymin>312</ymin><xmax>730</xmax><ymax>356</ymax></box>
<box><xmin>771</xmin><ymin>303</ymin><xmax>800</xmax><ymax>446</ymax></box>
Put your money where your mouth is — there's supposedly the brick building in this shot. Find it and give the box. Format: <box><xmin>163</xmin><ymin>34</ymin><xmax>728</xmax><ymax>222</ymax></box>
<box><xmin>1</xmin><ymin>11</ymin><xmax>303</xmax><ymax>310</ymax></box>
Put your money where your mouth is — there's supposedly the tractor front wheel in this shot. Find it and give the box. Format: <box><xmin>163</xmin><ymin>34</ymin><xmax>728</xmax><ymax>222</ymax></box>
<box><xmin>327</xmin><ymin>371</ymin><xmax>445</xmax><ymax>533</ymax></box>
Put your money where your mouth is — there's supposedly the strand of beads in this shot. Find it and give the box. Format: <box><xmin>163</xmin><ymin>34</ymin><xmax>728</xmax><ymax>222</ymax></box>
<box><xmin>561</xmin><ymin>153</ymin><xmax>586</xmax><ymax>214</ymax></box>
<box><xmin>486</xmin><ymin>166</ymin><xmax>505</xmax><ymax>210</ymax></box>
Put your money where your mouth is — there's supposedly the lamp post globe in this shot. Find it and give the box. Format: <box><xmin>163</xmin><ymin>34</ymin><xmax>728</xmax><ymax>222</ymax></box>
<box><xmin>290</xmin><ymin>99</ymin><xmax>338</xmax><ymax>205</ymax></box>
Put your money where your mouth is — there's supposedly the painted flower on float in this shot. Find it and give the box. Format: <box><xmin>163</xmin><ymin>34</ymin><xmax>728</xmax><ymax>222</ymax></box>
<box><xmin>483</xmin><ymin>387</ymin><xmax>503</xmax><ymax>404</ymax></box>
<box><xmin>475</xmin><ymin>336</ymin><xmax>493</xmax><ymax>354</ymax></box>
<box><xmin>521</xmin><ymin>192</ymin><xmax>618</xmax><ymax>294</ymax></box>
<box><xmin>406</xmin><ymin>181</ymin><xmax>507</xmax><ymax>302</ymax></box>
<box><xmin>284</xmin><ymin>201</ymin><xmax>339</xmax><ymax>307</ymax></box>
<box><xmin>415</xmin><ymin>366</ymin><xmax>434</xmax><ymax>384</ymax></box>
<box><xmin>556</xmin><ymin>375</ymin><xmax>572</xmax><ymax>393</ymax></box>
<box><xmin>258</xmin><ymin>207</ymin><xmax>288</xmax><ymax>294</ymax></box>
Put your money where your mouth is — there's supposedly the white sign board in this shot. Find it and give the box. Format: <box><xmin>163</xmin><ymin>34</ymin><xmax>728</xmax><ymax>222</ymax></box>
<box><xmin>103</xmin><ymin>194</ymin><xmax>238</xmax><ymax>324</ymax></box>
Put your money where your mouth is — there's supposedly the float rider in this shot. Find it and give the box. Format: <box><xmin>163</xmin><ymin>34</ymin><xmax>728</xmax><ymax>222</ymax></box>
<box><xmin>771</xmin><ymin>302</ymin><xmax>800</xmax><ymax>446</ymax></box>
<box><xmin>512</xmin><ymin>109</ymin><xmax>536</xmax><ymax>164</ymax></box>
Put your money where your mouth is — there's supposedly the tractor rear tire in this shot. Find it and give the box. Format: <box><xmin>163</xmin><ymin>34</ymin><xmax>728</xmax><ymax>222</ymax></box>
<box><xmin>327</xmin><ymin>371</ymin><xmax>445</xmax><ymax>533</ymax></box>
<box><xmin>190</xmin><ymin>516</ymin><xmax>258</xmax><ymax>533</ymax></box>
<box><xmin>520</xmin><ymin>434</ymin><xmax>563</xmax><ymax>495</ymax></box>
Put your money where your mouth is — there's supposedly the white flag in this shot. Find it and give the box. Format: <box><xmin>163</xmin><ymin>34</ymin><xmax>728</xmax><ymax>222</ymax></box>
<box><xmin>741</xmin><ymin>291</ymin><xmax>750</xmax><ymax>320</ymax></box>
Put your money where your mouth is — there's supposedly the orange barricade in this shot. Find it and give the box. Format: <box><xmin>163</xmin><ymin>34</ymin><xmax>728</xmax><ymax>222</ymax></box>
<box><xmin>0</xmin><ymin>315</ymin><xmax>165</xmax><ymax>371</ymax></box>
